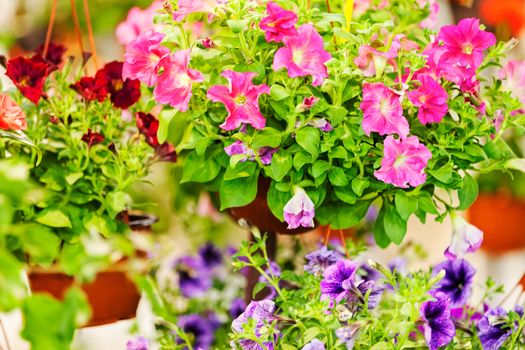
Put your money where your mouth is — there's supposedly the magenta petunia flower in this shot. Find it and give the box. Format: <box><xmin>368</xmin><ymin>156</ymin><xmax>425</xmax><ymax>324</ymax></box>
<box><xmin>115</xmin><ymin>1</ymin><xmax>162</xmax><ymax>46</ymax></box>
<box><xmin>407</xmin><ymin>74</ymin><xmax>448</xmax><ymax>124</ymax></box>
<box><xmin>283</xmin><ymin>187</ymin><xmax>315</xmax><ymax>229</ymax></box>
<box><xmin>154</xmin><ymin>50</ymin><xmax>204</xmax><ymax>112</ymax></box>
<box><xmin>445</xmin><ymin>215</ymin><xmax>483</xmax><ymax>260</ymax></box>
<box><xmin>360</xmin><ymin>82</ymin><xmax>409</xmax><ymax>138</ymax></box>
<box><xmin>172</xmin><ymin>0</ymin><xmax>226</xmax><ymax>22</ymax></box>
<box><xmin>207</xmin><ymin>70</ymin><xmax>270</xmax><ymax>131</ymax></box>
<box><xmin>259</xmin><ymin>1</ymin><xmax>298</xmax><ymax>43</ymax></box>
<box><xmin>273</xmin><ymin>23</ymin><xmax>332</xmax><ymax>87</ymax></box>
<box><xmin>438</xmin><ymin>17</ymin><xmax>496</xmax><ymax>69</ymax></box>
<box><xmin>374</xmin><ymin>135</ymin><xmax>432</xmax><ymax>188</ymax></box>
<box><xmin>123</xmin><ymin>30</ymin><xmax>170</xmax><ymax>86</ymax></box>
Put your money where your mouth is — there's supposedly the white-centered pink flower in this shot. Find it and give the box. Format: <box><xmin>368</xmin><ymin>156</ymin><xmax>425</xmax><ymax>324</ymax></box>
<box><xmin>207</xmin><ymin>70</ymin><xmax>270</xmax><ymax>131</ymax></box>
<box><xmin>283</xmin><ymin>187</ymin><xmax>315</xmax><ymax>229</ymax></box>
<box><xmin>273</xmin><ymin>23</ymin><xmax>332</xmax><ymax>87</ymax></box>
<box><xmin>123</xmin><ymin>30</ymin><xmax>170</xmax><ymax>86</ymax></box>
<box><xmin>407</xmin><ymin>74</ymin><xmax>448</xmax><ymax>125</ymax></box>
<box><xmin>115</xmin><ymin>1</ymin><xmax>162</xmax><ymax>46</ymax></box>
<box><xmin>360</xmin><ymin>82</ymin><xmax>409</xmax><ymax>138</ymax></box>
<box><xmin>499</xmin><ymin>60</ymin><xmax>525</xmax><ymax>107</ymax></box>
<box><xmin>153</xmin><ymin>50</ymin><xmax>204</xmax><ymax>112</ymax></box>
<box><xmin>172</xmin><ymin>0</ymin><xmax>227</xmax><ymax>22</ymax></box>
<box><xmin>445</xmin><ymin>214</ymin><xmax>483</xmax><ymax>260</ymax></box>
<box><xmin>374</xmin><ymin>135</ymin><xmax>432</xmax><ymax>188</ymax></box>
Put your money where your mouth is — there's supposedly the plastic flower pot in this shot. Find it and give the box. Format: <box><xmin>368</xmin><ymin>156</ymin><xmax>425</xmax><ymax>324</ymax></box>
<box><xmin>468</xmin><ymin>192</ymin><xmax>525</xmax><ymax>254</ymax></box>
<box><xmin>27</xmin><ymin>212</ymin><xmax>157</xmax><ymax>327</ymax></box>
<box><xmin>227</xmin><ymin>177</ymin><xmax>315</xmax><ymax>235</ymax></box>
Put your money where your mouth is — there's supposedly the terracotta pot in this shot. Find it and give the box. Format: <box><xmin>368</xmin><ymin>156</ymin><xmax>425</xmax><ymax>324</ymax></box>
<box><xmin>227</xmin><ymin>178</ymin><xmax>315</xmax><ymax>235</ymax></box>
<box><xmin>468</xmin><ymin>193</ymin><xmax>525</xmax><ymax>254</ymax></box>
<box><xmin>28</xmin><ymin>212</ymin><xmax>157</xmax><ymax>327</ymax></box>
<box><xmin>28</xmin><ymin>264</ymin><xmax>141</xmax><ymax>327</ymax></box>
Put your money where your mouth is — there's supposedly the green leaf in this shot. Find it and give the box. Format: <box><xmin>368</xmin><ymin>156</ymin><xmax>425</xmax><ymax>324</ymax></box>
<box><xmin>36</xmin><ymin>209</ymin><xmax>72</xmax><ymax>228</ymax></box>
<box><xmin>224</xmin><ymin>161</ymin><xmax>257</xmax><ymax>181</ymax></box>
<box><xmin>267</xmin><ymin>182</ymin><xmax>292</xmax><ymax>221</ymax></box>
<box><xmin>20</xmin><ymin>225</ymin><xmax>61</xmax><ymax>265</ymax></box>
<box><xmin>395</xmin><ymin>191</ymin><xmax>418</xmax><ymax>221</ymax></box>
<box><xmin>334</xmin><ymin>186</ymin><xmax>357</xmax><ymax>204</ymax></box>
<box><xmin>383</xmin><ymin>203</ymin><xmax>407</xmax><ymax>244</ymax></box>
<box><xmin>252</xmin><ymin>128</ymin><xmax>282</xmax><ymax>148</ymax></box>
<box><xmin>296</xmin><ymin>127</ymin><xmax>320</xmax><ymax>159</ymax></box>
<box><xmin>0</xmin><ymin>249</ymin><xmax>25</xmax><ymax>310</ymax></box>
<box><xmin>270</xmin><ymin>151</ymin><xmax>292</xmax><ymax>182</ymax></box>
<box><xmin>106</xmin><ymin>191</ymin><xmax>127</xmax><ymax>218</ymax></box>
<box><xmin>157</xmin><ymin>109</ymin><xmax>177</xmax><ymax>144</ymax></box>
<box><xmin>227</xmin><ymin>19</ymin><xmax>248</xmax><ymax>34</ymax></box>
<box><xmin>328</xmin><ymin>167</ymin><xmax>349</xmax><ymax>186</ymax></box>
<box><xmin>312</xmin><ymin>160</ymin><xmax>331</xmax><ymax>178</ymax></box>
<box><xmin>373</xmin><ymin>205</ymin><xmax>390</xmax><ymax>248</ymax></box>
<box><xmin>302</xmin><ymin>327</ymin><xmax>322</xmax><ymax>344</ymax></box>
<box><xmin>270</xmin><ymin>84</ymin><xmax>289</xmax><ymax>101</ymax></box>
<box><xmin>326</xmin><ymin>106</ymin><xmax>348</xmax><ymax>126</ymax></box>
<box><xmin>418</xmin><ymin>192</ymin><xmax>439</xmax><ymax>214</ymax></box>
<box><xmin>65</xmin><ymin>172</ymin><xmax>83</xmax><ymax>186</ymax></box>
<box><xmin>219</xmin><ymin>170</ymin><xmax>259</xmax><ymax>210</ymax></box>
<box><xmin>317</xmin><ymin>200</ymin><xmax>371</xmax><ymax>229</ymax></box>
<box><xmin>351</xmin><ymin>177</ymin><xmax>369</xmax><ymax>196</ymax></box>
<box><xmin>293</xmin><ymin>151</ymin><xmax>312</xmax><ymax>171</ymax></box>
<box><xmin>181</xmin><ymin>151</ymin><xmax>221</xmax><ymax>183</ymax></box>
<box><xmin>457</xmin><ymin>173</ymin><xmax>479</xmax><ymax>210</ymax></box>
<box><xmin>252</xmin><ymin>281</ymin><xmax>267</xmax><ymax>298</ymax></box>
<box><xmin>428</xmin><ymin>162</ymin><xmax>454</xmax><ymax>184</ymax></box>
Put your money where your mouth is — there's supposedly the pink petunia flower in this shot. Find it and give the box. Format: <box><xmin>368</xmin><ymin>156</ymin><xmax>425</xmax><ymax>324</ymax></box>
<box><xmin>499</xmin><ymin>60</ymin><xmax>525</xmax><ymax>106</ymax></box>
<box><xmin>154</xmin><ymin>50</ymin><xmax>204</xmax><ymax>112</ymax></box>
<box><xmin>115</xmin><ymin>1</ymin><xmax>162</xmax><ymax>46</ymax></box>
<box><xmin>0</xmin><ymin>93</ymin><xmax>27</xmax><ymax>131</ymax></box>
<box><xmin>123</xmin><ymin>30</ymin><xmax>170</xmax><ymax>86</ymax></box>
<box><xmin>438</xmin><ymin>18</ymin><xmax>496</xmax><ymax>69</ymax></box>
<box><xmin>283</xmin><ymin>187</ymin><xmax>315</xmax><ymax>229</ymax></box>
<box><xmin>360</xmin><ymin>82</ymin><xmax>409</xmax><ymax>138</ymax></box>
<box><xmin>273</xmin><ymin>23</ymin><xmax>332</xmax><ymax>87</ymax></box>
<box><xmin>374</xmin><ymin>135</ymin><xmax>432</xmax><ymax>188</ymax></box>
<box><xmin>207</xmin><ymin>70</ymin><xmax>270</xmax><ymax>131</ymax></box>
<box><xmin>172</xmin><ymin>0</ymin><xmax>226</xmax><ymax>22</ymax></box>
<box><xmin>445</xmin><ymin>215</ymin><xmax>483</xmax><ymax>260</ymax></box>
<box><xmin>259</xmin><ymin>1</ymin><xmax>298</xmax><ymax>43</ymax></box>
<box><xmin>417</xmin><ymin>0</ymin><xmax>440</xmax><ymax>29</ymax></box>
<box><xmin>354</xmin><ymin>35</ymin><xmax>408</xmax><ymax>77</ymax></box>
<box><xmin>407</xmin><ymin>75</ymin><xmax>448</xmax><ymax>124</ymax></box>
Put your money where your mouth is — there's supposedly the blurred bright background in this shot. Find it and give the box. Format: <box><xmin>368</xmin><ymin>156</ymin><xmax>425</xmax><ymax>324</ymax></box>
<box><xmin>0</xmin><ymin>0</ymin><xmax>524</xmax><ymax>349</ymax></box>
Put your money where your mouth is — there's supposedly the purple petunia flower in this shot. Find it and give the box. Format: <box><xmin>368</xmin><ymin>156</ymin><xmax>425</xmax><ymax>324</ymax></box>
<box><xmin>320</xmin><ymin>259</ymin><xmax>358</xmax><ymax>304</ymax></box>
<box><xmin>229</xmin><ymin>298</ymin><xmax>247</xmax><ymax>319</ymax></box>
<box><xmin>420</xmin><ymin>293</ymin><xmax>456</xmax><ymax>350</ymax></box>
<box><xmin>354</xmin><ymin>280</ymin><xmax>384</xmax><ymax>310</ymax></box>
<box><xmin>433</xmin><ymin>259</ymin><xmax>476</xmax><ymax>307</ymax></box>
<box><xmin>335</xmin><ymin>324</ymin><xmax>360</xmax><ymax>350</ymax></box>
<box><xmin>478</xmin><ymin>307</ymin><xmax>516</xmax><ymax>350</ymax></box>
<box><xmin>175</xmin><ymin>256</ymin><xmax>212</xmax><ymax>298</ymax></box>
<box><xmin>178</xmin><ymin>314</ymin><xmax>217</xmax><ymax>350</ymax></box>
<box><xmin>302</xmin><ymin>338</ymin><xmax>325</xmax><ymax>350</ymax></box>
<box><xmin>126</xmin><ymin>336</ymin><xmax>149</xmax><ymax>350</ymax></box>
<box><xmin>198</xmin><ymin>242</ymin><xmax>223</xmax><ymax>269</ymax></box>
<box><xmin>259</xmin><ymin>147</ymin><xmax>278</xmax><ymax>165</ymax></box>
<box><xmin>231</xmin><ymin>300</ymin><xmax>278</xmax><ymax>350</ymax></box>
<box><xmin>304</xmin><ymin>246</ymin><xmax>342</xmax><ymax>276</ymax></box>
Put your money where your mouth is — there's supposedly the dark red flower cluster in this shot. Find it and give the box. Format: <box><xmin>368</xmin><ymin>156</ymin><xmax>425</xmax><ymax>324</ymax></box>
<box><xmin>5</xmin><ymin>43</ymin><xmax>67</xmax><ymax>104</ymax></box>
<box><xmin>71</xmin><ymin>61</ymin><xmax>141</xmax><ymax>109</ymax></box>
<box><xmin>135</xmin><ymin>112</ymin><xmax>177</xmax><ymax>162</ymax></box>
<box><xmin>81</xmin><ymin>128</ymin><xmax>105</xmax><ymax>147</ymax></box>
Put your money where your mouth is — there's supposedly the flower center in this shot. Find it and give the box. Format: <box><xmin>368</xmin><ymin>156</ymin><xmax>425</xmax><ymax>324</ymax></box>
<box><xmin>178</xmin><ymin>73</ymin><xmax>191</xmax><ymax>86</ymax></box>
<box><xmin>112</xmin><ymin>79</ymin><xmax>124</xmax><ymax>91</ymax></box>
<box><xmin>462</xmin><ymin>43</ymin><xmax>473</xmax><ymax>55</ymax></box>
<box><xmin>394</xmin><ymin>155</ymin><xmax>407</xmax><ymax>167</ymax></box>
<box><xmin>419</xmin><ymin>95</ymin><xmax>428</xmax><ymax>104</ymax></box>
<box><xmin>19</xmin><ymin>75</ymin><xmax>31</xmax><ymax>87</ymax></box>
<box><xmin>235</xmin><ymin>95</ymin><xmax>247</xmax><ymax>105</ymax></box>
<box><xmin>292</xmin><ymin>49</ymin><xmax>304</xmax><ymax>65</ymax></box>
<box><xmin>379</xmin><ymin>100</ymin><xmax>391</xmax><ymax>115</ymax></box>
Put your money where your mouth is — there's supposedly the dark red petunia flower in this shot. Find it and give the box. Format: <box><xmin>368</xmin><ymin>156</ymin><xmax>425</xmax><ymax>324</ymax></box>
<box><xmin>81</xmin><ymin>128</ymin><xmax>105</xmax><ymax>147</ymax></box>
<box><xmin>6</xmin><ymin>57</ymin><xmax>48</xmax><ymax>104</ymax></box>
<box><xmin>136</xmin><ymin>112</ymin><xmax>177</xmax><ymax>162</ymax></box>
<box><xmin>95</xmin><ymin>61</ymin><xmax>140</xmax><ymax>109</ymax></box>
<box><xmin>71</xmin><ymin>76</ymin><xmax>108</xmax><ymax>102</ymax></box>
<box><xmin>32</xmin><ymin>43</ymin><xmax>67</xmax><ymax>73</ymax></box>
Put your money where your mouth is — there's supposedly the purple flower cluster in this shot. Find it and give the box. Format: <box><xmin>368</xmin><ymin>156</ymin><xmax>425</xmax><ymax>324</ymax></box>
<box><xmin>178</xmin><ymin>313</ymin><xmax>220</xmax><ymax>349</ymax></box>
<box><xmin>174</xmin><ymin>242</ymin><xmax>223</xmax><ymax>298</ymax></box>
<box><xmin>320</xmin><ymin>259</ymin><xmax>383</xmax><ymax>310</ymax></box>
<box><xmin>304</xmin><ymin>246</ymin><xmax>342</xmax><ymax>276</ymax></box>
<box><xmin>231</xmin><ymin>300</ymin><xmax>278</xmax><ymax>350</ymax></box>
